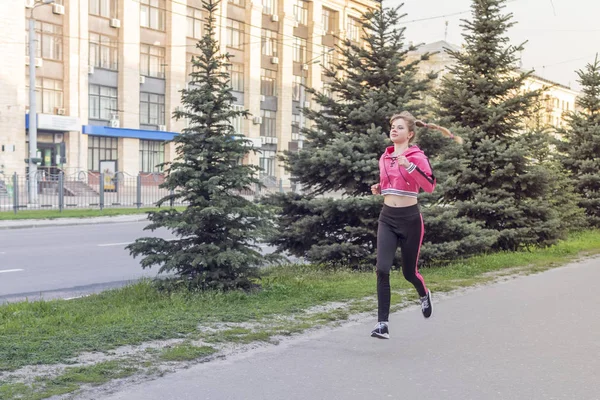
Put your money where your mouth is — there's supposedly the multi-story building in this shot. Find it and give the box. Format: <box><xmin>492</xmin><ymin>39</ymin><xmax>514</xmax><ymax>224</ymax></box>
<box><xmin>406</xmin><ymin>40</ymin><xmax>580</xmax><ymax>130</ymax></box>
<box><xmin>0</xmin><ymin>0</ymin><xmax>377</xmax><ymax>187</ymax></box>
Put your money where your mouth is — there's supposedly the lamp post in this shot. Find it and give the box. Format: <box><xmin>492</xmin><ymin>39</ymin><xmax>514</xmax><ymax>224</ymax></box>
<box><xmin>28</xmin><ymin>0</ymin><xmax>55</xmax><ymax>204</ymax></box>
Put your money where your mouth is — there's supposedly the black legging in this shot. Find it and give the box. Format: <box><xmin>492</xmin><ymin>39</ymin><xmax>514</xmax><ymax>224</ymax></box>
<box><xmin>376</xmin><ymin>204</ymin><xmax>428</xmax><ymax>322</ymax></box>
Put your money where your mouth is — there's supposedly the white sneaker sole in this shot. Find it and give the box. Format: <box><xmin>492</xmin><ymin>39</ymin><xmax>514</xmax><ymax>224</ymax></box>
<box><xmin>371</xmin><ymin>331</ymin><xmax>390</xmax><ymax>339</ymax></box>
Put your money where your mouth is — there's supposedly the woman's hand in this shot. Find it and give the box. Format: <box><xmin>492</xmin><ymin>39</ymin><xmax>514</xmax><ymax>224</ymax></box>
<box><xmin>371</xmin><ymin>183</ymin><xmax>381</xmax><ymax>195</ymax></box>
<box><xmin>397</xmin><ymin>156</ymin><xmax>411</xmax><ymax>168</ymax></box>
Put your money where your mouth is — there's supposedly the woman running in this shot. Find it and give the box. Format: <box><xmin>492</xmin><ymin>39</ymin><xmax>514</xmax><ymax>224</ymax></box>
<box><xmin>370</xmin><ymin>111</ymin><xmax>461</xmax><ymax>339</ymax></box>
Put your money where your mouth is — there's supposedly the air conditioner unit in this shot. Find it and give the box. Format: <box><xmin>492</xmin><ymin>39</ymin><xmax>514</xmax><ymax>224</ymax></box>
<box><xmin>88</xmin><ymin>65</ymin><xmax>95</xmax><ymax>74</ymax></box>
<box><xmin>253</xmin><ymin>116</ymin><xmax>262</xmax><ymax>125</ymax></box>
<box><xmin>52</xmin><ymin>4</ymin><xmax>65</xmax><ymax>15</ymax></box>
<box><xmin>270</xmin><ymin>57</ymin><xmax>279</xmax><ymax>65</ymax></box>
<box><xmin>158</xmin><ymin>125</ymin><xmax>167</xmax><ymax>131</ymax></box>
<box><xmin>54</xmin><ymin>107</ymin><xmax>66</xmax><ymax>115</ymax></box>
<box><xmin>302</xmin><ymin>64</ymin><xmax>309</xmax><ymax>71</ymax></box>
<box><xmin>303</xmin><ymin>101</ymin><xmax>311</xmax><ymax>108</ymax></box>
<box><xmin>24</xmin><ymin>0</ymin><xmax>34</xmax><ymax>8</ymax></box>
<box><xmin>271</xmin><ymin>14</ymin><xmax>279</xmax><ymax>22</ymax></box>
<box><xmin>110</xmin><ymin>18</ymin><xmax>121</xmax><ymax>28</ymax></box>
<box><xmin>260</xmin><ymin>95</ymin><xmax>266</xmax><ymax>101</ymax></box>
<box><xmin>26</xmin><ymin>56</ymin><xmax>43</xmax><ymax>68</ymax></box>
<box><xmin>109</xmin><ymin>118</ymin><xmax>120</xmax><ymax>128</ymax></box>
<box><xmin>139</xmin><ymin>75</ymin><xmax>146</xmax><ymax>84</ymax></box>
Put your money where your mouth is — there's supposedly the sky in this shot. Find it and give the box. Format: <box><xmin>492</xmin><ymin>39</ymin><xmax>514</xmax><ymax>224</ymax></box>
<box><xmin>386</xmin><ymin>0</ymin><xmax>600</xmax><ymax>91</ymax></box>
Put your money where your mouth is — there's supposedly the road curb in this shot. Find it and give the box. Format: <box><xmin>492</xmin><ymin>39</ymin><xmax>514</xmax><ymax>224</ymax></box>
<box><xmin>0</xmin><ymin>216</ymin><xmax>149</xmax><ymax>230</ymax></box>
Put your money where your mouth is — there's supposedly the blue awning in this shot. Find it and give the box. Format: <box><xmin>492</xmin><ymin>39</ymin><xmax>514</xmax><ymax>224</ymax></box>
<box><xmin>82</xmin><ymin>125</ymin><xmax>178</xmax><ymax>141</ymax></box>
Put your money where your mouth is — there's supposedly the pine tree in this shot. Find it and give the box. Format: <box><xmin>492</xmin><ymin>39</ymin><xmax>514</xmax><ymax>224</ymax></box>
<box><xmin>436</xmin><ymin>0</ymin><xmax>562</xmax><ymax>251</ymax></box>
<box><xmin>127</xmin><ymin>0</ymin><xmax>270</xmax><ymax>290</ymax></box>
<box><xmin>416</xmin><ymin>125</ymin><xmax>499</xmax><ymax>264</ymax></box>
<box><xmin>266</xmin><ymin>4</ymin><xmax>435</xmax><ymax>267</ymax></box>
<box><xmin>559</xmin><ymin>55</ymin><xmax>600</xmax><ymax>227</ymax></box>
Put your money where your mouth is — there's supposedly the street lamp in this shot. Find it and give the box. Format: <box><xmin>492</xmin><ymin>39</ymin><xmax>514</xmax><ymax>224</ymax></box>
<box><xmin>28</xmin><ymin>0</ymin><xmax>55</xmax><ymax>204</ymax></box>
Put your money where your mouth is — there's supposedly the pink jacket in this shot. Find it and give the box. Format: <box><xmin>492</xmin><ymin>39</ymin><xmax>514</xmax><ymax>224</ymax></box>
<box><xmin>379</xmin><ymin>145</ymin><xmax>436</xmax><ymax>198</ymax></box>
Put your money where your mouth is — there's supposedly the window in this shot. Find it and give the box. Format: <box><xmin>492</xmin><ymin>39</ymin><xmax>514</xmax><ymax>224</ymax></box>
<box><xmin>292</xmin><ymin>114</ymin><xmax>301</xmax><ymax>141</ymax></box>
<box><xmin>140</xmin><ymin>92</ymin><xmax>165</xmax><ymax>126</ymax></box>
<box><xmin>292</xmin><ymin>75</ymin><xmax>306</xmax><ymax>102</ymax></box>
<box><xmin>228</xmin><ymin>63</ymin><xmax>244</xmax><ymax>92</ymax></box>
<box><xmin>89</xmin><ymin>0</ymin><xmax>118</xmax><ymax>18</ymax></box>
<box><xmin>293</xmin><ymin>0</ymin><xmax>308</xmax><ymax>25</ymax></box>
<box><xmin>89</xmin><ymin>85</ymin><xmax>117</xmax><ymax>121</ymax></box>
<box><xmin>26</xmin><ymin>77</ymin><xmax>63</xmax><ymax>114</ymax></box>
<box><xmin>322</xmin><ymin>82</ymin><xmax>332</xmax><ymax>99</ymax></box>
<box><xmin>230</xmin><ymin>0</ymin><xmax>245</xmax><ymax>6</ymax></box>
<box><xmin>89</xmin><ymin>85</ymin><xmax>118</xmax><ymax>121</ymax></box>
<box><xmin>230</xmin><ymin>104</ymin><xmax>244</xmax><ymax>135</ymax></box>
<box><xmin>262</xmin><ymin>29</ymin><xmax>277</xmax><ymax>57</ymax></box>
<box><xmin>226</xmin><ymin>19</ymin><xmax>244</xmax><ymax>49</ymax></box>
<box><xmin>89</xmin><ymin>33</ymin><xmax>118</xmax><ymax>70</ymax></box>
<box><xmin>139</xmin><ymin>140</ymin><xmax>165</xmax><ymax>172</ymax></box>
<box><xmin>187</xmin><ymin>7</ymin><xmax>203</xmax><ymax>39</ymax></box>
<box><xmin>140</xmin><ymin>0</ymin><xmax>165</xmax><ymax>31</ymax></box>
<box><xmin>293</xmin><ymin>37</ymin><xmax>307</xmax><ymax>63</ymax></box>
<box><xmin>322</xmin><ymin>46</ymin><xmax>334</xmax><ymax>69</ymax></box>
<box><xmin>347</xmin><ymin>17</ymin><xmax>360</xmax><ymax>42</ymax></box>
<box><xmin>261</xmin><ymin>69</ymin><xmax>277</xmax><ymax>97</ymax></box>
<box><xmin>26</xmin><ymin>21</ymin><xmax>62</xmax><ymax>61</ymax></box>
<box><xmin>322</xmin><ymin>8</ymin><xmax>335</xmax><ymax>33</ymax></box>
<box><xmin>262</xmin><ymin>0</ymin><xmax>276</xmax><ymax>15</ymax></box>
<box><xmin>88</xmin><ymin>136</ymin><xmax>118</xmax><ymax>171</ymax></box>
<box><xmin>140</xmin><ymin>44</ymin><xmax>165</xmax><ymax>78</ymax></box>
<box><xmin>259</xmin><ymin>149</ymin><xmax>276</xmax><ymax>178</ymax></box>
<box><xmin>260</xmin><ymin>110</ymin><xmax>276</xmax><ymax>137</ymax></box>
<box><xmin>186</xmin><ymin>53</ymin><xmax>195</xmax><ymax>81</ymax></box>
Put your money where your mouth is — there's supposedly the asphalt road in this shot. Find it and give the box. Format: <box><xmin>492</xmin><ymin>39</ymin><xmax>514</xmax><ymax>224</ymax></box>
<box><xmin>0</xmin><ymin>221</ymin><xmax>279</xmax><ymax>303</ymax></box>
<box><xmin>95</xmin><ymin>257</ymin><xmax>600</xmax><ymax>400</ymax></box>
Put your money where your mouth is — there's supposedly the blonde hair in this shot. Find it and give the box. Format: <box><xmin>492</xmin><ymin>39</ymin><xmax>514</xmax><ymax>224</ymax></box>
<box><xmin>389</xmin><ymin>111</ymin><xmax>463</xmax><ymax>144</ymax></box>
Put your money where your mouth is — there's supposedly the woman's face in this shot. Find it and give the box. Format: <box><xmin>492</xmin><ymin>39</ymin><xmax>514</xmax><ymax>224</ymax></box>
<box><xmin>389</xmin><ymin>118</ymin><xmax>413</xmax><ymax>144</ymax></box>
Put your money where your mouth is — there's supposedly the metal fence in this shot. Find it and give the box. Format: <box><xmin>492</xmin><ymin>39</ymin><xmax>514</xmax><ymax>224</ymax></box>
<box><xmin>0</xmin><ymin>169</ymin><xmax>293</xmax><ymax>213</ymax></box>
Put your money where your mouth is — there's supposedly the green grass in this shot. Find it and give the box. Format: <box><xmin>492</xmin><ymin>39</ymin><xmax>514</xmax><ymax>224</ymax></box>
<box><xmin>159</xmin><ymin>343</ymin><xmax>217</xmax><ymax>361</ymax></box>
<box><xmin>0</xmin><ymin>361</ymin><xmax>138</xmax><ymax>400</ymax></box>
<box><xmin>1</xmin><ymin>229</ymin><xmax>599</xmax><ymax>399</ymax></box>
<box><xmin>0</xmin><ymin>206</ymin><xmax>186</xmax><ymax>220</ymax></box>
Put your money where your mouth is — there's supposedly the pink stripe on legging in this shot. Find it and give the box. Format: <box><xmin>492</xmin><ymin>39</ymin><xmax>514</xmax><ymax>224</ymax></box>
<box><xmin>415</xmin><ymin>214</ymin><xmax>427</xmax><ymax>294</ymax></box>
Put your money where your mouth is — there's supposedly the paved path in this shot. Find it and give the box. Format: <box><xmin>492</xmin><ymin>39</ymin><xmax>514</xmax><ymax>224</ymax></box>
<box><xmin>96</xmin><ymin>257</ymin><xmax>600</xmax><ymax>400</ymax></box>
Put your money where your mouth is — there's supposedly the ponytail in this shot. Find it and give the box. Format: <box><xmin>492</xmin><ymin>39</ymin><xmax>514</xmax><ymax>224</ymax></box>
<box><xmin>416</xmin><ymin>120</ymin><xmax>463</xmax><ymax>145</ymax></box>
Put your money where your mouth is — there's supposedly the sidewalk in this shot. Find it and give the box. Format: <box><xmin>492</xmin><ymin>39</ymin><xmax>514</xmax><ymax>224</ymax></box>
<box><xmin>94</xmin><ymin>257</ymin><xmax>600</xmax><ymax>400</ymax></box>
<box><xmin>0</xmin><ymin>214</ymin><xmax>148</xmax><ymax>230</ymax></box>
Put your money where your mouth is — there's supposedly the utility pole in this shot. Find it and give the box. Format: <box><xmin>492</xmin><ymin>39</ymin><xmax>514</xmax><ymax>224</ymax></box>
<box><xmin>27</xmin><ymin>0</ymin><xmax>55</xmax><ymax>204</ymax></box>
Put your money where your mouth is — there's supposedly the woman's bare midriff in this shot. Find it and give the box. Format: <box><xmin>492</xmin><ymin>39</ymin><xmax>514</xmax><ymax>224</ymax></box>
<box><xmin>383</xmin><ymin>194</ymin><xmax>418</xmax><ymax>208</ymax></box>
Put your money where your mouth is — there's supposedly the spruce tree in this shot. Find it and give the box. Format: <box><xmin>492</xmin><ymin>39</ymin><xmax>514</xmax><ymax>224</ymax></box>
<box><xmin>266</xmin><ymin>4</ymin><xmax>435</xmax><ymax>267</ymax></box>
<box><xmin>436</xmin><ymin>0</ymin><xmax>562</xmax><ymax>251</ymax></box>
<box><xmin>127</xmin><ymin>0</ymin><xmax>269</xmax><ymax>290</ymax></box>
<box><xmin>559</xmin><ymin>55</ymin><xmax>600</xmax><ymax>227</ymax></box>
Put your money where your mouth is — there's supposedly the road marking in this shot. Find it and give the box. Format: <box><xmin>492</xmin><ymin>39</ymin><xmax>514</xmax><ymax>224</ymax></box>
<box><xmin>97</xmin><ymin>242</ymin><xmax>133</xmax><ymax>247</ymax></box>
<box><xmin>0</xmin><ymin>269</ymin><xmax>24</xmax><ymax>274</ymax></box>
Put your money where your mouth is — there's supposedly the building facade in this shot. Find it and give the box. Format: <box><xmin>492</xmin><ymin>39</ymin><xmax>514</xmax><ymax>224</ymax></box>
<box><xmin>406</xmin><ymin>40</ymin><xmax>580</xmax><ymax>130</ymax></box>
<box><xmin>0</xmin><ymin>0</ymin><xmax>377</xmax><ymax>187</ymax></box>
